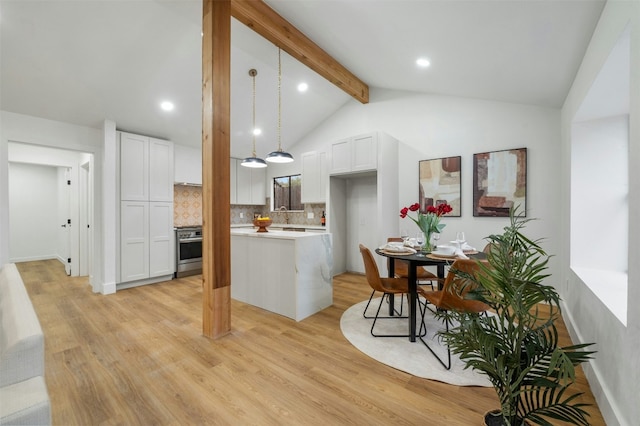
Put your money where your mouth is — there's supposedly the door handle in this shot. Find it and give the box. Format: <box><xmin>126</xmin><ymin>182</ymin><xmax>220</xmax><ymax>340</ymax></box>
<box><xmin>61</xmin><ymin>224</ymin><xmax>67</xmax><ymax>228</ymax></box>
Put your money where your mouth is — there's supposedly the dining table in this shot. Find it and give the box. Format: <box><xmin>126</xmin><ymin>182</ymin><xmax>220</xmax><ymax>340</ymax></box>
<box><xmin>375</xmin><ymin>248</ymin><xmax>485</xmax><ymax>342</ymax></box>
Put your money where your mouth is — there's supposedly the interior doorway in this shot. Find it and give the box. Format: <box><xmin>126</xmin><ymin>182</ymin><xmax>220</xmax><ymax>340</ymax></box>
<box><xmin>7</xmin><ymin>142</ymin><xmax>94</xmax><ymax>278</ymax></box>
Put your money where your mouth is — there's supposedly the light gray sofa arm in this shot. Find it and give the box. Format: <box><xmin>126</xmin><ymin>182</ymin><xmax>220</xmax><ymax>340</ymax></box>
<box><xmin>0</xmin><ymin>376</ymin><xmax>50</xmax><ymax>425</ymax></box>
<box><xmin>0</xmin><ymin>264</ymin><xmax>45</xmax><ymax>388</ymax></box>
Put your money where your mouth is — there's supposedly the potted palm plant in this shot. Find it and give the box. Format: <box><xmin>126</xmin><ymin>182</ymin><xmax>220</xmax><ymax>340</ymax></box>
<box><xmin>437</xmin><ymin>208</ymin><xmax>595</xmax><ymax>426</ymax></box>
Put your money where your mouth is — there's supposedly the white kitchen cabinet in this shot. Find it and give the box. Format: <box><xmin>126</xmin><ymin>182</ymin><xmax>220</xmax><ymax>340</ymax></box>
<box><xmin>329</xmin><ymin>139</ymin><xmax>350</xmax><ymax>175</ymax></box>
<box><xmin>329</xmin><ymin>132</ymin><xmax>378</xmax><ymax>175</ymax></box>
<box><xmin>301</xmin><ymin>150</ymin><xmax>327</xmax><ymax>203</ymax></box>
<box><xmin>120</xmin><ymin>201</ymin><xmax>174</xmax><ymax>282</ymax></box>
<box><xmin>230</xmin><ymin>158</ymin><xmax>266</xmax><ymax>205</ymax></box>
<box><xmin>148</xmin><ymin>202</ymin><xmax>174</xmax><ymax>277</ymax></box>
<box><xmin>149</xmin><ymin>138</ymin><xmax>174</xmax><ymax>201</ymax></box>
<box><xmin>174</xmin><ymin>144</ymin><xmax>202</xmax><ymax>185</ymax></box>
<box><xmin>120</xmin><ymin>132</ymin><xmax>173</xmax><ymax>201</ymax></box>
<box><xmin>236</xmin><ymin>161</ymin><xmax>252</xmax><ymax>204</ymax></box>
<box><xmin>120</xmin><ymin>201</ymin><xmax>149</xmax><ymax>282</ymax></box>
<box><xmin>230</xmin><ymin>158</ymin><xmax>238</xmax><ymax>204</ymax></box>
<box><xmin>119</xmin><ymin>131</ymin><xmax>174</xmax><ymax>285</ymax></box>
<box><xmin>120</xmin><ymin>132</ymin><xmax>149</xmax><ymax>201</ymax></box>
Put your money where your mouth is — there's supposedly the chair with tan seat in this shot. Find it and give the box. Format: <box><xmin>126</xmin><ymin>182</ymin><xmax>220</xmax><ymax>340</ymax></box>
<box><xmin>359</xmin><ymin>244</ymin><xmax>425</xmax><ymax>338</ymax></box>
<box><xmin>387</xmin><ymin>237</ymin><xmax>439</xmax><ymax>291</ymax></box>
<box><xmin>417</xmin><ymin>258</ymin><xmax>490</xmax><ymax>369</ymax></box>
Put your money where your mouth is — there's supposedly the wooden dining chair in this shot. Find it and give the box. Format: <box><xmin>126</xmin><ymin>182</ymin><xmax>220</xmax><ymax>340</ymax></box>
<box><xmin>417</xmin><ymin>258</ymin><xmax>490</xmax><ymax>369</ymax></box>
<box><xmin>359</xmin><ymin>244</ymin><xmax>425</xmax><ymax>338</ymax></box>
<box><xmin>386</xmin><ymin>237</ymin><xmax>439</xmax><ymax>291</ymax></box>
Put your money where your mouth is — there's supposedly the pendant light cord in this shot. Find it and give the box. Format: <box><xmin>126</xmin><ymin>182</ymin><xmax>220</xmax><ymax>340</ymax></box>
<box><xmin>277</xmin><ymin>48</ymin><xmax>282</xmax><ymax>151</ymax></box>
<box><xmin>250</xmin><ymin>68</ymin><xmax>258</xmax><ymax>157</ymax></box>
<box><xmin>264</xmin><ymin>48</ymin><xmax>293</xmax><ymax>164</ymax></box>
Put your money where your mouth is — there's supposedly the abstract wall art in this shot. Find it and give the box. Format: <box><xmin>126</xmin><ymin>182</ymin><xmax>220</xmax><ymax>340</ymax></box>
<box><xmin>473</xmin><ymin>148</ymin><xmax>527</xmax><ymax>217</ymax></box>
<box><xmin>418</xmin><ymin>156</ymin><xmax>461</xmax><ymax>217</ymax></box>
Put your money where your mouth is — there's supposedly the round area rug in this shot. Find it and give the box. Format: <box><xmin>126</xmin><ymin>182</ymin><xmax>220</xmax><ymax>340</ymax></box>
<box><xmin>340</xmin><ymin>297</ymin><xmax>491</xmax><ymax>387</ymax></box>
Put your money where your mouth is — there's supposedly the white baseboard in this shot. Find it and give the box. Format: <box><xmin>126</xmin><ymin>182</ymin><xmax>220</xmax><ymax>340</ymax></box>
<box><xmin>9</xmin><ymin>254</ymin><xmax>57</xmax><ymax>263</ymax></box>
<box><xmin>101</xmin><ymin>280</ymin><xmax>116</xmax><ymax>295</ymax></box>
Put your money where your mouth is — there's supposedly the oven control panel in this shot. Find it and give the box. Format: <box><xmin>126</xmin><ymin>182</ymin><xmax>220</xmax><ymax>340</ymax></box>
<box><xmin>176</xmin><ymin>228</ymin><xmax>202</xmax><ymax>240</ymax></box>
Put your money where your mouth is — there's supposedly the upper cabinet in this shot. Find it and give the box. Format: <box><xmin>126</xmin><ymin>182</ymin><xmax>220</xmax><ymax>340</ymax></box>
<box><xmin>120</xmin><ymin>132</ymin><xmax>148</xmax><ymax>201</ymax></box>
<box><xmin>149</xmin><ymin>138</ymin><xmax>174</xmax><ymax>201</ymax></box>
<box><xmin>230</xmin><ymin>158</ymin><xmax>266</xmax><ymax>205</ymax></box>
<box><xmin>329</xmin><ymin>133</ymin><xmax>378</xmax><ymax>175</ymax></box>
<box><xmin>174</xmin><ymin>144</ymin><xmax>202</xmax><ymax>185</ymax></box>
<box><xmin>230</xmin><ymin>158</ymin><xmax>237</xmax><ymax>203</ymax></box>
<box><xmin>120</xmin><ymin>132</ymin><xmax>173</xmax><ymax>202</ymax></box>
<box><xmin>301</xmin><ymin>150</ymin><xmax>327</xmax><ymax>203</ymax></box>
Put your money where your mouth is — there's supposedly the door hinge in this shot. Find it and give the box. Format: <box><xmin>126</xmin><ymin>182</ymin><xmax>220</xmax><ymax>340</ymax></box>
<box><xmin>67</xmin><ymin>258</ymin><xmax>71</xmax><ymax>263</ymax></box>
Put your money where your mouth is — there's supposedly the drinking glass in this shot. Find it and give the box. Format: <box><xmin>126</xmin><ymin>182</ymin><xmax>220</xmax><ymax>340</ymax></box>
<box><xmin>400</xmin><ymin>229</ymin><xmax>409</xmax><ymax>244</ymax></box>
<box><xmin>432</xmin><ymin>232</ymin><xmax>441</xmax><ymax>249</ymax></box>
<box><xmin>415</xmin><ymin>231</ymin><xmax>425</xmax><ymax>257</ymax></box>
<box><xmin>456</xmin><ymin>231</ymin><xmax>466</xmax><ymax>250</ymax></box>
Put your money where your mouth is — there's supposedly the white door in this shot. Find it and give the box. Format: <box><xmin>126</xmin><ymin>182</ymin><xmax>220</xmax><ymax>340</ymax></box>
<box><xmin>79</xmin><ymin>162</ymin><xmax>90</xmax><ymax>276</ymax></box>
<box><xmin>58</xmin><ymin>167</ymin><xmax>72</xmax><ymax>275</ymax></box>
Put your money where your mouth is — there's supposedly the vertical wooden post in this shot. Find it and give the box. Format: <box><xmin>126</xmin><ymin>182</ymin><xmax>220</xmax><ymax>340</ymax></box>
<box><xmin>201</xmin><ymin>0</ymin><xmax>231</xmax><ymax>338</ymax></box>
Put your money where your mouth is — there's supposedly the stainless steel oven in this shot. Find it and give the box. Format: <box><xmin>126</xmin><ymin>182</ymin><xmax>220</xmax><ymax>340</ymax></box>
<box><xmin>175</xmin><ymin>226</ymin><xmax>202</xmax><ymax>277</ymax></box>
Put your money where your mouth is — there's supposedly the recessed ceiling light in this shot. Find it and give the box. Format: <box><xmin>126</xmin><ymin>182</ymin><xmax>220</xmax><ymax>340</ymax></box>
<box><xmin>297</xmin><ymin>82</ymin><xmax>308</xmax><ymax>92</ymax></box>
<box><xmin>253</xmin><ymin>128</ymin><xmax>262</xmax><ymax>136</ymax></box>
<box><xmin>160</xmin><ymin>101</ymin><xmax>174</xmax><ymax>111</ymax></box>
<box><xmin>416</xmin><ymin>57</ymin><xmax>431</xmax><ymax>68</ymax></box>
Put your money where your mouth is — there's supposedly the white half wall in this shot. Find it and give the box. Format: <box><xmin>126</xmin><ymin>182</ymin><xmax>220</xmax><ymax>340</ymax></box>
<box><xmin>560</xmin><ymin>1</ymin><xmax>640</xmax><ymax>425</ymax></box>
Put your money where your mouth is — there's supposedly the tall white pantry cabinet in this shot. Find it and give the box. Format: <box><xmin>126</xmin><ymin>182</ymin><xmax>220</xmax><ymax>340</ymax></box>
<box><xmin>119</xmin><ymin>132</ymin><xmax>175</xmax><ymax>285</ymax></box>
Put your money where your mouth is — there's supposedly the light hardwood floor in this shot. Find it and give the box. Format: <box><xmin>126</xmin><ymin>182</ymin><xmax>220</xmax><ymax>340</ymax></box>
<box><xmin>17</xmin><ymin>260</ymin><xmax>604</xmax><ymax>425</ymax></box>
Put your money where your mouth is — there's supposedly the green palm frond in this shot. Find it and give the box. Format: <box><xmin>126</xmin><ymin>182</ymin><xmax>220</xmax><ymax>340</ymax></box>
<box><xmin>437</xmin><ymin>207</ymin><xmax>596</xmax><ymax>425</ymax></box>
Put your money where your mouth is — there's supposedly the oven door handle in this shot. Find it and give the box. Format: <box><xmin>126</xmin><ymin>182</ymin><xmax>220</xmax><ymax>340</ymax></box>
<box><xmin>179</xmin><ymin>237</ymin><xmax>203</xmax><ymax>243</ymax></box>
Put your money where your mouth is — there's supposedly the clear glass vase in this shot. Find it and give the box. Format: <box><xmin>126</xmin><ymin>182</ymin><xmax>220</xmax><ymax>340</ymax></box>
<box><xmin>421</xmin><ymin>229</ymin><xmax>433</xmax><ymax>253</ymax></box>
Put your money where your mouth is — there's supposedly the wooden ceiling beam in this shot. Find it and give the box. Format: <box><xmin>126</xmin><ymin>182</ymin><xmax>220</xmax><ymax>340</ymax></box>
<box><xmin>231</xmin><ymin>0</ymin><xmax>369</xmax><ymax>104</ymax></box>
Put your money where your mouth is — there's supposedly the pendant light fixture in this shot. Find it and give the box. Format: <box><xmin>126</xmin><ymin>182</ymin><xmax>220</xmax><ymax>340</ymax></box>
<box><xmin>241</xmin><ymin>68</ymin><xmax>267</xmax><ymax>168</ymax></box>
<box><xmin>265</xmin><ymin>48</ymin><xmax>294</xmax><ymax>164</ymax></box>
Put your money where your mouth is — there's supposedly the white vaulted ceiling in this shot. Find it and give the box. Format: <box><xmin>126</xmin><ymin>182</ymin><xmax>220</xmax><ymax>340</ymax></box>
<box><xmin>0</xmin><ymin>0</ymin><xmax>605</xmax><ymax>157</ymax></box>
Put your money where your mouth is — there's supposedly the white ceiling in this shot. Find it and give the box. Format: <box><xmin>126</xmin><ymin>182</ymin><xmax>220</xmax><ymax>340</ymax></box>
<box><xmin>0</xmin><ymin>0</ymin><xmax>605</xmax><ymax>158</ymax></box>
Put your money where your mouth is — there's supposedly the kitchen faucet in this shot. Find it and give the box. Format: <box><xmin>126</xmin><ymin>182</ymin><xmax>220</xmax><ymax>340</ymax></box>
<box><xmin>279</xmin><ymin>205</ymin><xmax>289</xmax><ymax>224</ymax></box>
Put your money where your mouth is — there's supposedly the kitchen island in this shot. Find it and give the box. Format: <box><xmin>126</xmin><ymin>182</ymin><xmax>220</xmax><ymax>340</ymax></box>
<box><xmin>230</xmin><ymin>228</ymin><xmax>333</xmax><ymax>321</ymax></box>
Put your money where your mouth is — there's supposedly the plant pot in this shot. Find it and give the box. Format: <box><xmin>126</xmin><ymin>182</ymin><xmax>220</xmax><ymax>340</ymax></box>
<box><xmin>483</xmin><ymin>410</ymin><xmax>504</xmax><ymax>426</ymax></box>
<box><xmin>482</xmin><ymin>410</ymin><xmax>531</xmax><ymax>426</ymax></box>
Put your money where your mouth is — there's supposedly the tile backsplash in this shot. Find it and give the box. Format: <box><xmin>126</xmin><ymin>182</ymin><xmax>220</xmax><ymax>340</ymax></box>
<box><xmin>174</xmin><ymin>185</ymin><xmax>202</xmax><ymax>227</ymax></box>
<box><xmin>174</xmin><ymin>184</ymin><xmax>326</xmax><ymax>227</ymax></box>
<box><xmin>230</xmin><ymin>200</ymin><xmax>326</xmax><ymax>226</ymax></box>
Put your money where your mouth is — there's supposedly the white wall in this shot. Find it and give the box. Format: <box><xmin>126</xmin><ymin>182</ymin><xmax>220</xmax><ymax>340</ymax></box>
<box><xmin>285</xmin><ymin>89</ymin><xmax>561</xmax><ymax>281</ymax></box>
<box><xmin>8</xmin><ymin>162</ymin><xmax>59</xmax><ymax>262</ymax></box>
<box><xmin>345</xmin><ymin>175</ymin><xmax>377</xmax><ymax>273</ymax></box>
<box><xmin>560</xmin><ymin>1</ymin><xmax>640</xmax><ymax>425</ymax></box>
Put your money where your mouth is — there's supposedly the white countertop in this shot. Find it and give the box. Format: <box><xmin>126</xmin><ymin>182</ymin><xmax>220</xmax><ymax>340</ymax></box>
<box><xmin>231</xmin><ymin>223</ymin><xmax>326</xmax><ymax>231</ymax></box>
<box><xmin>231</xmin><ymin>228</ymin><xmax>326</xmax><ymax>239</ymax></box>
